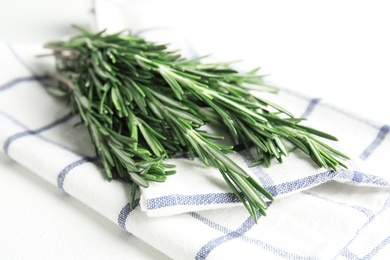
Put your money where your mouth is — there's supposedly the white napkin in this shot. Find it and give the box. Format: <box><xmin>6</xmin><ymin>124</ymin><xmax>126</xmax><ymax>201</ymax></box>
<box><xmin>1</xmin><ymin>1</ymin><xmax>390</xmax><ymax>259</ymax></box>
<box><xmin>93</xmin><ymin>0</ymin><xmax>390</xmax><ymax>218</ymax></box>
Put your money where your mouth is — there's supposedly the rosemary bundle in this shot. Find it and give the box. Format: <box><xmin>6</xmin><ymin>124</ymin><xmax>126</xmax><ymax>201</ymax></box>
<box><xmin>44</xmin><ymin>26</ymin><xmax>349</xmax><ymax>221</ymax></box>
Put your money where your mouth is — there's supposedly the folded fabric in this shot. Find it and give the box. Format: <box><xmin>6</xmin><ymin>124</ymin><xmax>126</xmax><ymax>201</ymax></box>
<box><xmin>1</xmin><ymin>40</ymin><xmax>390</xmax><ymax>259</ymax></box>
<box><xmin>139</xmin><ymin>87</ymin><xmax>389</xmax><ymax>216</ymax></box>
<box><xmin>1</xmin><ymin>1</ymin><xmax>390</xmax><ymax>258</ymax></box>
<box><xmin>93</xmin><ymin>0</ymin><xmax>390</xmax><ymax>218</ymax></box>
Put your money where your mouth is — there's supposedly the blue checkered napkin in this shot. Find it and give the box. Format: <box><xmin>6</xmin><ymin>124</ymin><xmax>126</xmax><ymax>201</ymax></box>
<box><xmin>2</xmin><ymin>44</ymin><xmax>383</xmax><ymax>220</ymax></box>
<box><xmin>1</xmin><ymin>41</ymin><xmax>390</xmax><ymax>259</ymax></box>
<box><xmin>90</xmin><ymin>0</ymin><xmax>390</xmax><ymax>219</ymax></box>
<box><xmin>139</xmin><ymin>88</ymin><xmax>390</xmax><ymax>217</ymax></box>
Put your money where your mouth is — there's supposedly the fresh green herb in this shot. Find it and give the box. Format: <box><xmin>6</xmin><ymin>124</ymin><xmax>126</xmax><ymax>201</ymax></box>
<box><xmin>44</xmin><ymin>25</ymin><xmax>349</xmax><ymax>222</ymax></box>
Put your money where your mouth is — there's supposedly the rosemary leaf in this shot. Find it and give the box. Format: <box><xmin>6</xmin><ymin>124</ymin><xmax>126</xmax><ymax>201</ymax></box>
<box><xmin>44</xmin><ymin>25</ymin><xmax>350</xmax><ymax>221</ymax></box>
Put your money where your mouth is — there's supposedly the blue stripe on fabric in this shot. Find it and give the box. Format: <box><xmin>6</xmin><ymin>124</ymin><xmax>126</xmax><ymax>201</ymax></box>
<box><xmin>118</xmin><ymin>199</ymin><xmax>140</xmax><ymax>230</ymax></box>
<box><xmin>146</xmin><ymin>170</ymin><xmax>337</xmax><ymax>210</ymax></box>
<box><xmin>57</xmin><ymin>156</ymin><xmax>97</xmax><ymax>190</ymax></box>
<box><xmin>150</xmin><ymin>151</ymin><xmax>336</xmax><ymax>211</ymax></box>
<box><xmin>340</xmin><ymin>248</ymin><xmax>360</xmax><ymax>260</ymax></box>
<box><xmin>0</xmin><ymin>111</ymin><xmax>30</xmax><ymax>129</ymax></box>
<box><xmin>360</xmin><ymin>124</ymin><xmax>389</xmax><ymax>160</ymax></box>
<box><xmin>188</xmin><ymin>212</ymin><xmax>232</xmax><ymax>234</ymax></box>
<box><xmin>271</xmin><ymin>170</ymin><xmax>337</xmax><ymax>197</ymax></box>
<box><xmin>332</xmin><ymin>194</ymin><xmax>390</xmax><ymax>260</ymax></box>
<box><xmin>8</xmin><ymin>44</ymin><xmax>36</xmax><ymax>75</ymax></box>
<box><xmin>0</xmin><ymin>76</ymin><xmax>47</xmax><ymax>92</ymax></box>
<box><xmin>281</xmin><ymin>88</ymin><xmax>384</xmax><ymax>130</ymax></box>
<box><xmin>301</xmin><ymin>191</ymin><xmax>373</xmax><ymax>218</ymax></box>
<box><xmin>192</xmin><ymin>202</ymin><xmax>316</xmax><ymax>260</ymax></box>
<box><xmin>301</xmin><ymin>98</ymin><xmax>321</xmax><ymax>118</ymax></box>
<box><xmin>195</xmin><ymin>213</ymin><xmax>260</xmax><ymax>260</ymax></box>
<box><xmin>337</xmin><ymin>170</ymin><xmax>390</xmax><ymax>187</ymax></box>
<box><xmin>0</xmin><ymin>111</ymin><xmax>93</xmax><ymax>157</ymax></box>
<box><xmin>3</xmin><ymin>112</ymin><xmax>74</xmax><ymax>155</ymax></box>
<box><xmin>146</xmin><ymin>192</ymin><xmax>241</xmax><ymax>210</ymax></box>
<box><xmin>361</xmin><ymin>236</ymin><xmax>390</xmax><ymax>260</ymax></box>
<box><xmin>352</xmin><ymin>171</ymin><xmax>362</xmax><ymax>183</ymax></box>
<box><xmin>239</xmin><ymin>149</ymin><xmax>277</xmax><ymax>196</ymax></box>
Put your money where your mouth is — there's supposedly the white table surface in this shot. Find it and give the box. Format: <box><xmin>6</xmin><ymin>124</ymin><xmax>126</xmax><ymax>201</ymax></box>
<box><xmin>1</xmin><ymin>0</ymin><xmax>389</xmax><ymax>259</ymax></box>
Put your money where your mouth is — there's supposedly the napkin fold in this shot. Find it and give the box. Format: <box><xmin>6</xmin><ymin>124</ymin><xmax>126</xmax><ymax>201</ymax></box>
<box><xmin>92</xmin><ymin>0</ymin><xmax>390</xmax><ymax>221</ymax></box>
<box><xmin>1</xmin><ymin>1</ymin><xmax>390</xmax><ymax>258</ymax></box>
<box><xmin>1</xmin><ymin>41</ymin><xmax>390</xmax><ymax>260</ymax></box>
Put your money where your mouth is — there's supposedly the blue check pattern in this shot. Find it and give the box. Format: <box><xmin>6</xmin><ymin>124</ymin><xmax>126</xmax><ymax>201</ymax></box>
<box><xmin>1</xmin><ymin>32</ymin><xmax>389</xmax><ymax>259</ymax></box>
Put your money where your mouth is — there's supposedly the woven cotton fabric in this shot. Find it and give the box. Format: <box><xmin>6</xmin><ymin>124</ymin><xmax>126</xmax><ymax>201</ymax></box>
<box><xmin>2</xmin><ymin>0</ymin><xmax>390</xmax><ymax>258</ymax></box>
<box><xmin>1</xmin><ymin>41</ymin><xmax>390</xmax><ymax>259</ymax></box>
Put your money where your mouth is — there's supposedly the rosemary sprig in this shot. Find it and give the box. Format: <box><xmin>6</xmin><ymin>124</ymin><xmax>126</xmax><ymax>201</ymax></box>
<box><xmin>44</xmin><ymin>25</ymin><xmax>349</xmax><ymax>221</ymax></box>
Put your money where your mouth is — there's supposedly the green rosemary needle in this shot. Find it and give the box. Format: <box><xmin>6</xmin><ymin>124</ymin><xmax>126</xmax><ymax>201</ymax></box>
<box><xmin>44</xmin><ymin>25</ymin><xmax>349</xmax><ymax>222</ymax></box>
